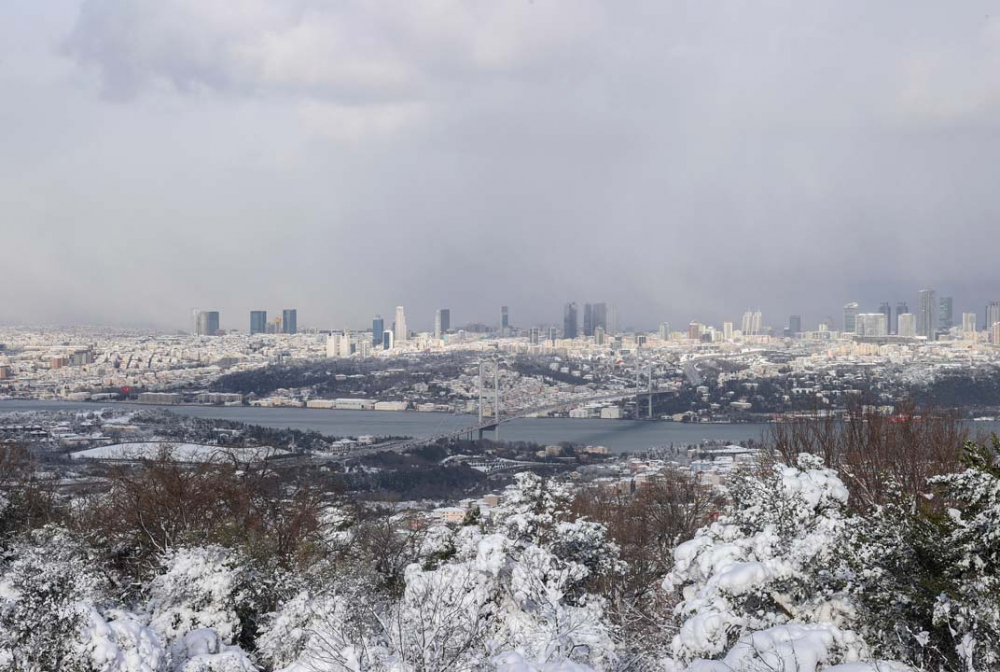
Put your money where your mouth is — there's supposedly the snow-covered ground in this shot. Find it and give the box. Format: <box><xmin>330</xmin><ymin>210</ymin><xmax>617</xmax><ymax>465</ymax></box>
<box><xmin>68</xmin><ymin>441</ymin><xmax>285</xmax><ymax>463</ymax></box>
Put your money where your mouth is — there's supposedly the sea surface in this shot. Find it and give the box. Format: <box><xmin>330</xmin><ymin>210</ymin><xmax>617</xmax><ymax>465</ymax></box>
<box><xmin>0</xmin><ymin>400</ymin><xmax>772</xmax><ymax>454</ymax></box>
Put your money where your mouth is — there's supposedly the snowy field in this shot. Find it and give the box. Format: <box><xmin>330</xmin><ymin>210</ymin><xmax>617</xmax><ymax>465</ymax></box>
<box><xmin>68</xmin><ymin>442</ymin><xmax>285</xmax><ymax>463</ymax></box>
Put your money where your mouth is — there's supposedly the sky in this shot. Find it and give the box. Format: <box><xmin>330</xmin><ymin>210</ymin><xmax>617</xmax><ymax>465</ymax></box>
<box><xmin>2</xmin><ymin>0</ymin><xmax>1000</xmax><ymax>333</ymax></box>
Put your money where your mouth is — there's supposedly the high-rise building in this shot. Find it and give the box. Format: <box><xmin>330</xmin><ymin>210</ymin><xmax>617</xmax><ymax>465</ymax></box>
<box><xmin>372</xmin><ymin>315</ymin><xmax>384</xmax><ymax>347</ymax></box>
<box><xmin>438</xmin><ymin>309</ymin><xmax>450</xmax><ymax>334</ymax></box>
<box><xmin>501</xmin><ymin>306</ymin><xmax>509</xmax><ymax>335</ymax></box>
<box><xmin>994</xmin><ymin>322</ymin><xmax>1000</xmax><ymax>346</ymax></box>
<box><xmin>594</xmin><ymin>326</ymin><xmax>606</xmax><ymax>346</ymax></box>
<box><xmin>563</xmin><ymin>302</ymin><xmax>579</xmax><ymax>339</ymax></box>
<box><xmin>583</xmin><ymin>304</ymin><xmax>595</xmax><ymax>337</ymax></box>
<box><xmin>688</xmin><ymin>322</ymin><xmax>700</xmax><ymax>340</ymax></box>
<box><xmin>607</xmin><ymin>303</ymin><xmax>619</xmax><ymax>335</ymax></box>
<box><xmin>636</xmin><ymin>333</ymin><xmax>647</xmax><ymax>348</ymax></box>
<box><xmin>195</xmin><ymin>311</ymin><xmax>220</xmax><ymax>336</ymax></box>
<box><xmin>918</xmin><ymin>289</ymin><xmax>937</xmax><ymax>339</ymax></box>
<box><xmin>898</xmin><ymin>313</ymin><xmax>917</xmax><ymax>338</ymax></box>
<box><xmin>394</xmin><ymin>306</ymin><xmax>407</xmax><ymax>344</ymax></box>
<box><xmin>856</xmin><ymin>313</ymin><xmax>888</xmax><ymax>337</ymax></box>
<box><xmin>250</xmin><ymin>311</ymin><xmax>267</xmax><ymax>335</ymax></box>
<box><xmin>878</xmin><ymin>302</ymin><xmax>892</xmax><ymax>335</ymax></box>
<box><xmin>896</xmin><ymin>302</ymin><xmax>909</xmax><ymax>324</ymax></box>
<box><xmin>282</xmin><ymin>309</ymin><xmax>297</xmax><ymax>335</ymax></box>
<box><xmin>723</xmin><ymin>321</ymin><xmax>734</xmax><ymax>341</ymax></box>
<box><xmin>986</xmin><ymin>301</ymin><xmax>1000</xmax><ymax>337</ymax></box>
<box><xmin>529</xmin><ymin>327</ymin><xmax>540</xmax><ymax>345</ymax></box>
<box><xmin>843</xmin><ymin>303</ymin><xmax>859</xmax><ymax>334</ymax></box>
<box><xmin>939</xmin><ymin>296</ymin><xmax>954</xmax><ymax>331</ymax></box>
<box><xmin>658</xmin><ymin>322</ymin><xmax>670</xmax><ymax>340</ymax></box>
<box><xmin>326</xmin><ymin>333</ymin><xmax>352</xmax><ymax>358</ymax></box>
<box><xmin>593</xmin><ymin>303</ymin><xmax>608</xmax><ymax>332</ymax></box>
<box><xmin>548</xmin><ymin>327</ymin><xmax>558</xmax><ymax>344</ymax></box>
<box><xmin>788</xmin><ymin>315</ymin><xmax>802</xmax><ymax>335</ymax></box>
<box><xmin>434</xmin><ymin>310</ymin><xmax>443</xmax><ymax>339</ymax></box>
<box><xmin>962</xmin><ymin>313</ymin><xmax>977</xmax><ymax>334</ymax></box>
<box><xmin>382</xmin><ymin>330</ymin><xmax>393</xmax><ymax>350</ymax></box>
<box><xmin>741</xmin><ymin>310</ymin><xmax>762</xmax><ymax>338</ymax></box>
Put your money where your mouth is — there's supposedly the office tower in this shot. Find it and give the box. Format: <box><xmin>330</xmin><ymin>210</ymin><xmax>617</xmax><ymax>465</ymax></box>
<box><xmin>688</xmin><ymin>322</ymin><xmax>700</xmax><ymax>340</ymax></box>
<box><xmin>195</xmin><ymin>311</ymin><xmax>220</xmax><ymax>336</ymax></box>
<box><xmin>898</xmin><ymin>313</ymin><xmax>917</xmax><ymax>338</ymax></box>
<box><xmin>659</xmin><ymin>322</ymin><xmax>670</xmax><ymax>340</ymax></box>
<box><xmin>723</xmin><ymin>321</ymin><xmax>734</xmax><ymax>340</ymax></box>
<box><xmin>501</xmin><ymin>306</ymin><xmax>509</xmax><ymax>335</ymax></box>
<box><xmin>962</xmin><ymin>313</ymin><xmax>977</xmax><ymax>334</ymax></box>
<box><xmin>250</xmin><ymin>311</ymin><xmax>267</xmax><ymax>335</ymax></box>
<box><xmin>843</xmin><ymin>303</ymin><xmax>859</xmax><ymax>334</ymax></box>
<box><xmin>434</xmin><ymin>310</ymin><xmax>443</xmax><ymax>339</ymax></box>
<box><xmin>191</xmin><ymin>308</ymin><xmax>201</xmax><ymax>335</ymax></box>
<box><xmin>372</xmin><ymin>315</ymin><xmax>384</xmax><ymax>347</ymax></box>
<box><xmin>594</xmin><ymin>326</ymin><xmax>606</xmax><ymax>346</ymax></box>
<box><xmin>382</xmin><ymin>330</ymin><xmax>393</xmax><ymax>350</ymax></box>
<box><xmin>607</xmin><ymin>303</ymin><xmax>619</xmax><ymax>335</ymax></box>
<box><xmin>986</xmin><ymin>301</ymin><xmax>1000</xmax><ymax>336</ymax></box>
<box><xmin>896</xmin><ymin>302</ymin><xmax>908</xmax><ymax>320</ymax></box>
<box><xmin>939</xmin><ymin>296</ymin><xmax>954</xmax><ymax>331</ymax></box>
<box><xmin>788</xmin><ymin>315</ymin><xmax>802</xmax><ymax>335</ymax></box>
<box><xmin>438</xmin><ymin>309</ymin><xmax>450</xmax><ymax>334</ymax></box>
<box><xmin>856</xmin><ymin>313</ymin><xmax>887</xmax><ymax>337</ymax></box>
<box><xmin>282</xmin><ymin>309</ymin><xmax>297</xmax><ymax>335</ymax></box>
<box><xmin>583</xmin><ymin>304</ymin><xmax>595</xmax><ymax>337</ymax></box>
<box><xmin>593</xmin><ymin>303</ymin><xmax>608</xmax><ymax>332</ymax></box>
<box><xmin>918</xmin><ymin>289</ymin><xmax>937</xmax><ymax>339</ymax></box>
<box><xmin>563</xmin><ymin>302</ymin><xmax>579</xmax><ymax>338</ymax></box>
<box><xmin>994</xmin><ymin>322</ymin><xmax>1000</xmax><ymax>345</ymax></box>
<box><xmin>394</xmin><ymin>306</ymin><xmax>407</xmax><ymax>343</ymax></box>
<box><xmin>878</xmin><ymin>302</ymin><xmax>892</xmax><ymax>334</ymax></box>
<box><xmin>529</xmin><ymin>327</ymin><xmax>540</xmax><ymax>345</ymax></box>
<box><xmin>548</xmin><ymin>327</ymin><xmax>558</xmax><ymax>344</ymax></box>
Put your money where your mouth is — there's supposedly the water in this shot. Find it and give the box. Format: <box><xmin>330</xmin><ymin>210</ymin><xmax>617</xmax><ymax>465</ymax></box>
<box><xmin>0</xmin><ymin>400</ymin><xmax>769</xmax><ymax>453</ymax></box>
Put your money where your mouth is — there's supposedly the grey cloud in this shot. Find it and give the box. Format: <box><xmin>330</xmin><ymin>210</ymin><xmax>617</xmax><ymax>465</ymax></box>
<box><xmin>2</xmin><ymin>0</ymin><xmax>1000</xmax><ymax>332</ymax></box>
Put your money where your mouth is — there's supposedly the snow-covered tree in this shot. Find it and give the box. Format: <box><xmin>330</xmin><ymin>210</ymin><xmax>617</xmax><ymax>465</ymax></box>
<box><xmin>662</xmin><ymin>454</ymin><xmax>854</xmax><ymax>664</ymax></box>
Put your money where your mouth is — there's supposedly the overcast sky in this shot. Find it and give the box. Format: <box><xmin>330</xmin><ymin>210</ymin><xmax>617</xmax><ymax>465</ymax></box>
<box><xmin>2</xmin><ymin>0</ymin><xmax>1000</xmax><ymax>333</ymax></box>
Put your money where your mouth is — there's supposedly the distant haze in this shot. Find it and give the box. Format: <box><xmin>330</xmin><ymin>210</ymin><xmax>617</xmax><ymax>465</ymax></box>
<box><xmin>2</xmin><ymin>1</ymin><xmax>1000</xmax><ymax>332</ymax></box>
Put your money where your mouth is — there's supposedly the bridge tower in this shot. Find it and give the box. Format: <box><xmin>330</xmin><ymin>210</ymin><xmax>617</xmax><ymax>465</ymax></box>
<box><xmin>478</xmin><ymin>358</ymin><xmax>501</xmax><ymax>440</ymax></box>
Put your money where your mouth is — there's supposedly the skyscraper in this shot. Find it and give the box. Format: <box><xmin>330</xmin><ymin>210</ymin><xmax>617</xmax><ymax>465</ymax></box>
<box><xmin>659</xmin><ymin>322</ymin><xmax>670</xmax><ymax>340</ymax></box>
<box><xmin>741</xmin><ymin>310</ymin><xmax>762</xmax><ymax>338</ymax></box>
<box><xmin>372</xmin><ymin>315</ymin><xmax>384</xmax><ymax>347</ymax></box>
<box><xmin>918</xmin><ymin>289</ymin><xmax>937</xmax><ymax>339</ymax></box>
<box><xmin>986</xmin><ymin>301</ymin><xmax>1000</xmax><ymax>336</ymax></box>
<box><xmin>898</xmin><ymin>313</ymin><xmax>917</xmax><ymax>338</ymax></box>
<box><xmin>394</xmin><ymin>306</ymin><xmax>407</xmax><ymax>343</ymax></box>
<box><xmin>594</xmin><ymin>326</ymin><xmax>606</xmax><ymax>346</ymax></box>
<box><xmin>382</xmin><ymin>330</ymin><xmax>393</xmax><ymax>350</ymax></box>
<box><xmin>723</xmin><ymin>322</ymin><xmax>734</xmax><ymax>341</ymax></box>
<box><xmin>843</xmin><ymin>303</ymin><xmax>859</xmax><ymax>334</ymax></box>
<box><xmin>962</xmin><ymin>313</ymin><xmax>977</xmax><ymax>334</ymax></box>
<box><xmin>878</xmin><ymin>302</ymin><xmax>892</xmax><ymax>335</ymax></box>
<box><xmin>501</xmin><ymin>306</ymin><xmax>509</xmax><ymax>335</ymax></box>
<box><xmin>583</xmin><ymin>304</ymin><xmax>595</xmax><ymax>337</ymax></box>
<box><xmin>439</xmin><ymin>309</ymin><xmax>450</xmax><ymax>334</ymax></box>
<box><xmin>282</xmin><ymin>309</ymin><xmax>297</xmax><ymax>335</ymax></box>
<box><xmin>607</xmin><ymin>303</ymin><xmax>619</xmax><ymax>335</ymax></box>
<box><xmin>529</xmin><ymin>327</ymin><xmax>540</xmax><ymax>345</ymax></box>
<box><xmin>896</xmin><ymin>301</ymin><xmax>909</xmax><ymax>322</ymax></box>
<box><xmin>563</xmin><ymin>302</ymin><xmax>579</xmax><ymax>339</ymax></box>
<box><xmin>195</xmin><ymin>311</ymin><xmax>220</xmax><ymax>336</ymax></box>
<box><xmin>593</xmin><ymin>303</ymin><xmax>608</xmax><ymax>332</ymax></box>
<box><xmin>250</xmin><ymin>311</ymin><xmax>267</xmax><ymax>335</ymax></box>
<box><xmin>788</xmin><ymin>315</ymin><xmax>802</xmax><ymax>335</ymax></box>
<box><xmin>939</xmin><ymin>296</ymin><xmax>954</xmax><ymax>331</ymax></box>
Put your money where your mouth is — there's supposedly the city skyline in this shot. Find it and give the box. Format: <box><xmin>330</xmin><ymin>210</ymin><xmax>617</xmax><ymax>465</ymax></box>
<box><xmin>178</xmin><ymin>287</ymin><xmax>1000</xmax><ymax>337</ymax></box>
